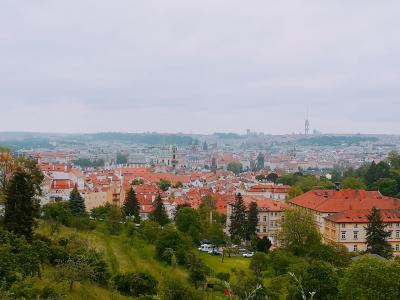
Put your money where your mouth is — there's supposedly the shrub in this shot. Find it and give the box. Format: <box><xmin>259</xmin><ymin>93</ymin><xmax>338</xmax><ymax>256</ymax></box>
<box><xmin>41</xmin><ymin>202</ymin><xmax>72</xmax><ymax>226</ymax></box>
<box><xmin>159</xmin><ymin>275</ymin><xmax>202</xmax><ymax>300</ymax></box>
<box><xmin>112</xmin><ymin>272</ymin><xmax>157</xmax><ymax>297</ymax></box>
<box><xmin>155</xmin><ymin>226</ymin><xmax>189</xmax><ymax>264</ymax></box>
<box><xmin>138</xmin><ymin>220</ymin><xmax>161</xmax><ymax>244</ymax></box>
<box><xmin>68</xmin><ymin>215</ymin><xmax>96</xmax><ymax>230</ymax></box>
<box><xmin>216</xmin><ymin>272</ymin><xmax>230</xmax><ymax>282</ymax></box>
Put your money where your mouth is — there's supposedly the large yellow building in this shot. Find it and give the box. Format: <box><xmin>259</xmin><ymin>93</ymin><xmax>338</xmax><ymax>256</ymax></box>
<box><xmin>289</xmin><ymin>189</ymin><xmax>400</xmax><ymax>253</ymax></box>
<box><xmin>324</xmin><ymin>209</ymin><xmax>400</xmax><ymax>253</ymax></box>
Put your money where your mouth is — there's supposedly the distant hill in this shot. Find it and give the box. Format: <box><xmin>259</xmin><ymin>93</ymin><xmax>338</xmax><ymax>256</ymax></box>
<box><xmin>82</xmin><ymin>132</ymin><xmax>194</xmax><ymax>145</ymax></box>
<box><xmin>298</xmin><ymin>135</ymin><xmax>379</xmax><ymax>146</ymax></box>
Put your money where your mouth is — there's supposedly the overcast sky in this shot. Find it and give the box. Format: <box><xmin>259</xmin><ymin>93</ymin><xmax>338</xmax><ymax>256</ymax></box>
<box><xmin>1</xmin><ymin>1</ymin><xmax>399</xmax><ymax>134</ymax></box>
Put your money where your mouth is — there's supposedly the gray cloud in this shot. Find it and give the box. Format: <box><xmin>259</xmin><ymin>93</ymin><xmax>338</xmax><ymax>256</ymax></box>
<box><xmin>0</xmin><ymin>0</ymin><xmax>400</xmax><ymax>134</ymax></box>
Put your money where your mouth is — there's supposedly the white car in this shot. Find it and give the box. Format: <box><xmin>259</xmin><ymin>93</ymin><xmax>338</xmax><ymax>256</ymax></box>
<box><xmin>242</xmin><ymin>252</ymin><xmax>254</xmax><ymax>258</ymax></box>
<box><xmin>198</xmin><ymin>244</ymin><xmax>214</xmax><ymax>252</ymax></box>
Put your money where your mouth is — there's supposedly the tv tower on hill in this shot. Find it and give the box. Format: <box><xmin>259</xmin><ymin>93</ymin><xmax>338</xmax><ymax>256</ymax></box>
<box><xmin>304</xmin><ymin>109</ymin><xmax>310</xmax><ymax>135</ymax></box>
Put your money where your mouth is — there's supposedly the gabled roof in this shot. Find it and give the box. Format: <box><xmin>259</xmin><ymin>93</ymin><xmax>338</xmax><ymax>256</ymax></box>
<box><xmin>326</xmin><ymin>208</ymin><xmax>400</xmax><ymax>223</ymax></box>
<box><xmin>289</xmin><ymin>189</ymin><xmax>400</xmax><ymax>213</ymax></box>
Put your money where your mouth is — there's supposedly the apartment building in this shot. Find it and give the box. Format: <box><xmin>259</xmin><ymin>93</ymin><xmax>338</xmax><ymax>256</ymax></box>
<box><xmin>324</xmin><ymin>209</ymin><xmax>400</xmax><ymax>254</ymax></box>
<box><xmin>289</xmin><ymin>189</ymin><xmax>400</xmax><ymax>253</ymax></box>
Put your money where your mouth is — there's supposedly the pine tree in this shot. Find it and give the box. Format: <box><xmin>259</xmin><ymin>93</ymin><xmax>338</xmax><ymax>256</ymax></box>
<box><xmin>229</xmin><ymin>193</ymin><xmax>247</xmax><ymax>241</ymax></box>
<box><xmin>4</xmin><ymin>170</ymin><xmax>39</xmax><ymax>241</ymax></box>
<box><xmin>68</xmin><ymin>185</ymin><xmax>85</xmax><ymax>216</ymax></box>
<box><xmin>149</xmin><ymin>193</ymin><xmax>169</xmax><ymax>226</ymax></box>
<box><xmin>246</xmin><ymin>201</ymin><xmax>258</xmax><ymax>240</ymax></box>
<box><xmin>366</xmin><ymin>207</ymin><xmax>392</xmax><ymax>259</ymax></box>
<box><xmin>123</xmin><ymin>187</ymin><xmax>140</xmax><ymax>223</ymax></box>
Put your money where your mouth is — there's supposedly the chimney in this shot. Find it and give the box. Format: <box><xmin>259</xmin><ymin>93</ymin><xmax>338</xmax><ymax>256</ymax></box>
<box><xmin>334</xmin><ymin>182</ymin><xmax>341</xmax><ymax>191</ymax></box>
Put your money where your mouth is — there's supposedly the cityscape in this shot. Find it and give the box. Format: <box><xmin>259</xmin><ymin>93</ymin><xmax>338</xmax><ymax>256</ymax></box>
<box><xmin>1</xmin><ymin>1</ymin><xmax>400</xmax><ymax>300</ymax></box>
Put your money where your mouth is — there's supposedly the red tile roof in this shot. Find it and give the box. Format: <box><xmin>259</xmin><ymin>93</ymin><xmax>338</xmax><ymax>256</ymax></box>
<box><xmin>242</xmin><ymin>196</ymin><xmax>289</xmax><ymax>212</ymax></box>
<box><xmin>248</xmin><ymin>184</ymin><xmax>289</xmax><ymax>193</ymax></box>
<box><xmin>289</xmin><ymin>189</ymin><xmax>400</xmax><ymax>213</ymax></box>
<box><xmin>326</xmin><ymin>208</ymin><xmax>400</xmax><ymax>223</ymax></box>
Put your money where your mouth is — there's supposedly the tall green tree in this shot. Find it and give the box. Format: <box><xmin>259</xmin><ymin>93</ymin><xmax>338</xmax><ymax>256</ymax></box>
<box><xmin>175</xmin><ymin>207</ymin><xmax>201</xmax><ymax>243</ymax></box>
<box><xmin>291</xmin><ymin>261</ymin><xmax>339</xmax><ymax>300</ymax></box>
<box><xmin>187</xmin><ymin>254</ymin><xmax>208</xmax><ymax>288</ymax></box>
<box><xmin>149</xmin><ymin>193</ymin><xmax>169</xmax><ymax>226</ymax></box>
<box><xmin>339</xmin><ymin>256</ymin><xmax>400</xmax><ymax>300</ymax></box>
<box><xmin>123</xmin><ymin>187</ymin><xmax>140</xmax><ymax>222</ymax></box>
<box><xmin>365</xmin><ymin>161</ymin><xmax>391</xmax><ymax>189</ymax></box>
<box><xmin>341</xmin><ymin>177</ymin><xmax>366</xmax><ymax>190</ymax></box>
<box><xmin>229</xmin><ymin>193</ymin><xmax>247</xmax><ymax>241</ymax></box>
<box><xmin>227</xmin><ymin>161</ymin><xmax>243</xmax><ymax>175</ymax></box>
<box><xmin>246</xmin><ymin>201</ymin><xmax>258</xmax><ymax>240</ymax></box>
<box><xmin>279</xmin><ymin>207</ymin><xmax>321</xmax><ymax>255</ymax></box>
<box><xmin>105</xmin><ymin>205</ymin><xmax>123</xmax><ymax>235</ymax></box>
<box><xmin>365</xmin><ymin>207</ymin><xmax>392</xmax><ymax>259</ymax></box>
<box><xmin>159</xmin><ymin>179</ymin><xmax>171</xmax><ymax>191</ymax></box>
<box><xmin>4</xmin><ymin>170</ymin><xmax>39</xmax><ymax>241</ymax></box>
<box><xmin>373</xmin><ymin>178</ymin><xmax>398</xmax><ymax>197</ymax></box>
<box><xmin>68</xmin><ymin>186</ymin><xmax>85</xmax><ymax>216</ymax></box>
<box><xmin>249</xmin><ymin>252</ymin><xmax>268</xmax><ymax>281</ymax></box>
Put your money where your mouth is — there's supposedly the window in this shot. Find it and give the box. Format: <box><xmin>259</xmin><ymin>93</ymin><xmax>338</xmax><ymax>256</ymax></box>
<box><xmin>270</xmin><ymin>221</ymin><xmax>274</xmax><ymax>227</ymax></box>
<box><xmin>353</xmin><ymin>245</ymin><xmax>358</xmax><ymax>252</ymax></box>
<box><xmin>263</xmin><ymin>216</ymin><xmax>267</xmax><ymax>222</ymax></box>
<box><xmin>397</xmin><ymin>223</ymin><xmax>400</xmax><ymax>228</ymax></box>
<box><xmin>388</xmin><ymin>223</ymin><xmax>393</xmax><ymax>228</ymax></box>
<box><xmin>353</xmin><ymin>231</ymin><xmax>358</xmax><ymax>240</ymax></box>
<box><xmin>354</xmin><ymin>224</ymin><xmax>358</xmax><ymax>228</ymax></box>
<box><xmin>396</xmin><ymin>245</ymin><xmax>400</xmax><ymax>251</ymax></box>
<box><xmin>257</xmin><ymin>216</ymin><xmax>260</xmax><ymax>222</ymax></box>
<box><xmin>341</xmin><ymin>224</ymin><xmax>346</xmax><ymax>228</ymax></box>
<box><xmin>256</xmin><ymin>227</ymin><xmax>260</xmax><ymax>233</ymax></box>
<box><xmin>341</xmin><ymin>231</ymin><xmax>346</xmax><ymax>240</ymax></box>
<box><xmin>263</xmin><ymin>226</ymin><xmax>267</xmax><ymax>233</ymax></box>
<box><xmin>396</xmin><ymin>231</ymin><xmax>400</xmax><ymax>239</ymax></box>
<box><xmin>389</xmin><ymin>231</ymin><xmax>393</xmax><ymax>239</ymax></box>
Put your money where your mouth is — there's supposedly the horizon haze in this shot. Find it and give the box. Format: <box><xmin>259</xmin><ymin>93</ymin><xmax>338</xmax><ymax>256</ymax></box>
<box><xmin>1</xmin><ymin>1</ymin><xmax>400</xmax><ymax>134</ymax></box>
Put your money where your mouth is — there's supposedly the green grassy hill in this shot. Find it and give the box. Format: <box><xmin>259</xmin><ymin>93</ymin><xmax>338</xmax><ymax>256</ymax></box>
<box><xmin>36</xmin><ymin>221</ymin><xmax>250</xmax><ymax>300</ymax></box>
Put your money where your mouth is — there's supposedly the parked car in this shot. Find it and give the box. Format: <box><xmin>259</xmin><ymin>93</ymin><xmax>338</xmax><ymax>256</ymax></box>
<box><xmin>198</xmin><ymin>244</ymin><xmax>214</xmax><ymax>252</ymax></box>
<box><xmin>208</xmin><ymin>248</ymin><xmax>222</xmax><ymax>256</ymax></box>
<box><xmin>242</xmin><ymin>252</ymin><xmax>254</xmax><ymax>258</ymax></box>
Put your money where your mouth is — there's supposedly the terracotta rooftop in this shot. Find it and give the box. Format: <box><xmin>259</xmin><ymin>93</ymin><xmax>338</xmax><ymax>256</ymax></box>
<box><xmin>289</xmin><ymin>189</ymin><xmax>400</xmax><ymax>213</ymax></box>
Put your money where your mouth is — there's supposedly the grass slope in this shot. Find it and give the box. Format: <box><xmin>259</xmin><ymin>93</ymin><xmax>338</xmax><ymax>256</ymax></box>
<box><xmin>37</xmin><ymin>221</ymin><xmax>250</xmax><ymax>299</ymax></box>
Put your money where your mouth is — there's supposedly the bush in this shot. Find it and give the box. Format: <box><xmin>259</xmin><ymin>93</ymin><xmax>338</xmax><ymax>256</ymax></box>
<box><xmin>159</xmin><ymin>275</ymin><xmax>202</xmax><ymax>300</ymax></box>
<box><xmin>162</xmin><ymin>248</ymin><xmax>175</xmax><ymax>265</ymax></box>
<box><xmin>216</xmin><ymin>272</ymin><xmax>230</xmax><ymax>282</ymax></box>
<box><xmin>138</xmin><ymin>220</ymin><xmax>161</xmax><ymax>244</ymax></box>
<box><xmin>269</xmin><ymin>249</ymin><xmax>304</xmax><ymax>276</ymax></box>
<box><xmin>41</xmin><ymin>202</ymin><xmax>72</xmax><ymax>226</ymax></box>
<box><xmin>155</xmin><ymin>226</ymin><xmax>189</xmax><ymax>264</ymax></box>
<box><xmin>8</xmin><ymin>279</ymin><xmax>62</xmax><ymax>300</ymax></box>
<box><xmin>112</xmin><ymin>272</ymin><xmax>157</xmax><ymax>297</ymax></box>
<box><xmin>105</xmin><ymin>205</ymin><xmax>123</xmax><ymax>235</ymax></box>
<box><xmin>68</xmin><ymin>215</ymin><xmax>96</xmax><ymax>230</ymax></box>
<box><xmin>90</xmin><ymin>203</ymin><xmax>115</xmax><ymax>220</ymax></box>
